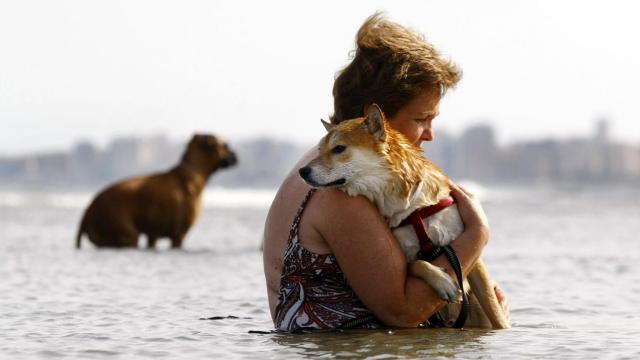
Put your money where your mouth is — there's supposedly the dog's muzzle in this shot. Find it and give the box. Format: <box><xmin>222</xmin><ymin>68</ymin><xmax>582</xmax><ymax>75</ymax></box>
<box><xmin>220</xmin><ymin>150</ymin><xmax>238</xmax><ymax>168</ymax></box>
<box><xmin>298</xmin><ymin>166</ymin><xmax>346</xmax><ymax>187</ymax></box>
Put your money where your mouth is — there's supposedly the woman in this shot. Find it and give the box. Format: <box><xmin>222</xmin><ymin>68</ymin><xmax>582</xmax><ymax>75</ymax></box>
<box><xmin>263</xmin><ymin>13</ymin><xmax>508</xmax><ymax>332</ymax></box>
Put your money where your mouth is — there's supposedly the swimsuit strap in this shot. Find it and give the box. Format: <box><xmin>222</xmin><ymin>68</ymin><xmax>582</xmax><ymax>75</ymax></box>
<box><xmin>287</xmin><ymin>188</ymin><xmax>317</xmax><ymax>243</ymax></box>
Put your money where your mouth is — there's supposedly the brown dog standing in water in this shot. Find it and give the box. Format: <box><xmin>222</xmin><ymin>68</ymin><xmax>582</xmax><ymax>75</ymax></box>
<box><xmin>76</xmin><ymin>134</ymin><xmax>237</xmax><ymax>249</ymax></box>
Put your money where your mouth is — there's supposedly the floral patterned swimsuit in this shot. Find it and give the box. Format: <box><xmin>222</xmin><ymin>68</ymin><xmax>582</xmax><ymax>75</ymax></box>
<box><xmin>274</xmin><ymin>189</ymin><xmax>381</xmax><ymax>332</ymax></box>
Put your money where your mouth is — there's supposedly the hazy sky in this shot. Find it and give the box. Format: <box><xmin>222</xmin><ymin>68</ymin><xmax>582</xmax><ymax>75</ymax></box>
<box><xmin>1</xmin><ymin>0</ymin><xmax>639</xmax><ymax>155</ymax></box>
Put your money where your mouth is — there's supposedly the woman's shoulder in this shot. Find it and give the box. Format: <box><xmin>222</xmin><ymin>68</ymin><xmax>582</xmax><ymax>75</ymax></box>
<box><xmin>264</xmin><ymin>147</ymin><xmax>322</xmax><ymax>233</ymax></box>
<box><xmin>306</xmin><ymin>188</ymin><xmax>388</xmax><ymax>237</ymax></box>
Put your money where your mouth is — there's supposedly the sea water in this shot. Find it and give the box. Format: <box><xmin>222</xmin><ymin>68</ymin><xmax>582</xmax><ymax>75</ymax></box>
<box><xmin>1</xmin><ymin>186</ymin><xmax>639</xmax><ymax>359</ymax></box>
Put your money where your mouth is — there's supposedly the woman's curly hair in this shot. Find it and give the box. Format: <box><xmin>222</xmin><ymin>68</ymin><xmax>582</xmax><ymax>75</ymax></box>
<box><xmin>331</xmin><ymin>13</ymin><xmax>462</xmax><ymax>124</ymax></box>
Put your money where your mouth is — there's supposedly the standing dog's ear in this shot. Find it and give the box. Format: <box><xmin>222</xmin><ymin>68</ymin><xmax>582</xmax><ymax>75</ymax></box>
<box><xmin>320</xmin><ymin>119</ymin><xmax>334</xmax><ymax>132</ymax></box>
<box><xmin>364</xmin><ymin>104</ymin><xmax>386</xmax><ymax>141</ymax></box>
<box><xmin>199</xmin><ymin>134</ymin><xmax>216</xmax><ymax>149</ymax></box>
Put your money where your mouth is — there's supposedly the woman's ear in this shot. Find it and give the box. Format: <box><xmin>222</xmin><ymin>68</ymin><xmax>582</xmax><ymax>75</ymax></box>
<box><xmin>364</xmin><ymin>103</ymin><xmax>386</xmax><ymax>141</ymax></box>
<box><xmin>320</xmin><ymin>119</ymin><xmax>334</xmax><ymax>132</ymax></box>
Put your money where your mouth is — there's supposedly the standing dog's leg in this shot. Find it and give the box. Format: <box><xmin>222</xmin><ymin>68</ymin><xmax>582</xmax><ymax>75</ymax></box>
<box><xmin>119</xmin><ymin>232</ymin><xmax>140</xmax><ymax>248</ymax></box>
<box><xmin>170</xmin><ymin>235</ymin><xmax>185</xmax><ymax>249</ymax></box>
<box><xmin>467</xmin><ymin>259</ymin><xmax>510</xmax><ymax>329</ymax></box>
<box><xmin>115</xmin><ymin>224</ymin><xmax>140</xmax><ymax>248</ymax></box>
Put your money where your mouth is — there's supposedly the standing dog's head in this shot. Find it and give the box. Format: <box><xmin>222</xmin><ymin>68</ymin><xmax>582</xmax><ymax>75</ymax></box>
<box><xmin>299</xmin><ymin>104</ymin><xmax>393</xmax><ymax>191</ymax></box>
<box><xmin>182</xmin><ymin>134</ymin><xmax>238</xmax><ymax>174</ymax></box>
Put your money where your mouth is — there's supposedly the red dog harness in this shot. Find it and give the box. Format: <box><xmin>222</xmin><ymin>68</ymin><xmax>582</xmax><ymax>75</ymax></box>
<box><xmin>394</xmin><ymin>196</ymin><xmax>455</xmax><ymax>253</ymax></box>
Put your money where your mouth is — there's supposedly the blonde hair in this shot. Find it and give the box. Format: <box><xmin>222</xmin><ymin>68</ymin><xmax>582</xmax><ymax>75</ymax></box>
<box><xmin>331</xmin><ymin>13</ymin><xmax>462</xmax><ymax>124</ymax></box>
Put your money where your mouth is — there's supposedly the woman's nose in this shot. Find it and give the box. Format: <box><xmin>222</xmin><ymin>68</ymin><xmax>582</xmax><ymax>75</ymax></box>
<box><xmin>421</xmin><ymin>128</ymin><xmax>433</xmax><ymax>142</ymax></box>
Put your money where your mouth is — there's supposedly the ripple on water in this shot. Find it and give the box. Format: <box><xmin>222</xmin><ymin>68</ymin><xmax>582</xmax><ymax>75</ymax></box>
<box><xmin>77</xmin><ymin>349</ymin><xmax>121</xmax><ymax>357</ymax></box>
<box><xmin>36</xmin><ymin>350</ymin><xmax>65</xmax><ymax>358</ymax></box>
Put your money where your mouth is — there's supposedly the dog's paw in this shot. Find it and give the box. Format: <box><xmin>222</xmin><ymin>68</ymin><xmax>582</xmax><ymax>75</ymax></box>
<box><xmin>409</xmin><ymin>260</ymin><xmax>460</xmax><ymax>302</ymax></box>
<box><xmin>431</xmin><ymin>268</ymin><xmax>460</xmax><ymax>302</ymax></box>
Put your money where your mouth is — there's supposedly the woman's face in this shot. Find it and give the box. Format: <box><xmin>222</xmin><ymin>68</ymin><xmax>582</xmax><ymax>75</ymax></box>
<box><xmin>387</xmin><ymin>89</ymin><xmax>441</xmax><ymax>147</ymax></box>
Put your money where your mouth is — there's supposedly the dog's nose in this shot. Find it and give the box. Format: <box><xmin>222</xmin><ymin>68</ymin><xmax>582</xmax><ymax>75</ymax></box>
<box><xmin>220</xmin><ymin>150</ymin><xmax>238</xmax><ymax>168</ymax></box>
<box><xmin>298</xmin><ymin>166</ymin><xmax>311</xmax><ymax>179</ymax></box>
<box><xmin>227</xmin><ymin>151</ymin><xmax>237</xmax><ymax>166</ymax></box>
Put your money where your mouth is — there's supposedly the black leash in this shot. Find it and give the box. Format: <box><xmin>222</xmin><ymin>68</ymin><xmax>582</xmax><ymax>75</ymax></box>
<box><xmin>419</xmin><ymin>245</ymin><xmax>469</xmax><ymax>329</ymax></box>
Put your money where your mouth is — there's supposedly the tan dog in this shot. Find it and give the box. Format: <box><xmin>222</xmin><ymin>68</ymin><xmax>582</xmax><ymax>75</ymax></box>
<box><xmin>76</xmin><ymin>134</ymin><xmax>237</xmax><ymax>249</ymax></box>
<box><xmin>299</xmin><ymin>104</ymin><xmax>509</xmax><ymax>329</ymax></box>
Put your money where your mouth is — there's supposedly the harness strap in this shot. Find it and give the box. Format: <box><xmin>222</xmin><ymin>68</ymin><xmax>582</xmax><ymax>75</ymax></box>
<box><xmin>394</xmin><ymin>197</ymin><xmax>454</xmax><ymax>253</ymax></box>
<box><xmin>396</xmin><ymin>197</ymin><xmax>454</xmax><ymax>228</ymax></box>
<box><xmin>408</xmin><ymin>212</ymin><xmax>433</xmax><ymax>252</ymax></box>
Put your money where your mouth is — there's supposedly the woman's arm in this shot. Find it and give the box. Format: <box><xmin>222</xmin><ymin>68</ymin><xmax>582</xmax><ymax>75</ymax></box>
<box><xmin>310</xmin><ymin>182</ymin><xmax>489</xmax><ymax>327</ymax></box>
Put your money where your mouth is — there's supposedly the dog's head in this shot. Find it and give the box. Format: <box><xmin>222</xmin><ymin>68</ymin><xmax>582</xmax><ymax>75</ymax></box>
<box><xmin>183</xmin><ymin>134</ymin><xmax>238</xmax><ymax>174</ymax></box>
<box><xmin>299</xmin><ymin>104</ymin><xmax>391</xmax><ymax>189</ymax></box>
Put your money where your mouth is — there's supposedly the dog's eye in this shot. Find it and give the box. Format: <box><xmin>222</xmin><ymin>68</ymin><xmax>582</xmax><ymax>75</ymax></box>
<box><xmin>331</xmin><ymin>145</ymin><xmax>346</xmax><ymax>154</ymax></box>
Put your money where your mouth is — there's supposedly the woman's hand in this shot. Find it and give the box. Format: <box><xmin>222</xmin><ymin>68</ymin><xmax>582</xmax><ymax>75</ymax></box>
<box><xmin>449</xmin><ymin>181</ymin><xmax>490</xmax><ymax>237</ymax></box>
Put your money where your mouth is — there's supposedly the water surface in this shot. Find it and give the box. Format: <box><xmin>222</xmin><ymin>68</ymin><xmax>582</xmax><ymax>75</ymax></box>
<box><xmin>1</xmin><ymin>186</ymin><xmax>639</xmax><ymax>359</ymax></box>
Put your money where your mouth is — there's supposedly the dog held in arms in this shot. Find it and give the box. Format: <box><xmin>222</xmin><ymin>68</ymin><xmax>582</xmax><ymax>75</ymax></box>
<box><xmin>298</xmin><ymin>104</ymin><xmax>509</xmax><ymax>329</ymax></box>
<box><xmin>76</xmin><ymin>134</ymin><xmax>237</xmax><ymax>249</ymax></box>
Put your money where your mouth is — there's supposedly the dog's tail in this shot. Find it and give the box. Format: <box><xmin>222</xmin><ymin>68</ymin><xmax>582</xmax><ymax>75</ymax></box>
<box><xmin>467</xmin><ymin>259</ymin><xmax>511</xmax><ymax>329</ymax></box>
<box><xmin>75</xmin><ymin>213</ymin><xmax>86</xmax><ymax>249</ymax></box>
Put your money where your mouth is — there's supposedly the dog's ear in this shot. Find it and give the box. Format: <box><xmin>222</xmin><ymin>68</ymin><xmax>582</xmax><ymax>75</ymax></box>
<box><xmin>198</xmin><ymin>134</ymin><xmax>216</xmax><ymax>149</ymax></box>
<box><xmin>320</xmin><ymin>119</ymin><xmax>334</xmax><ymax>132</ymax></box>
<box><xmin>364</xmin><ymin>104</ymin><xmax>386</xmax><ymax>141</ymax></box>
<box><xmin>202</xmin><ymin>136</ymin><xmax>211</xmax><ymax>148</ymax></box>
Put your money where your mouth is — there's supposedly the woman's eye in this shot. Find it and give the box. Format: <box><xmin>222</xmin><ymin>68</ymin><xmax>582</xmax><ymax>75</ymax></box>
<box><xmin>331</xmin><ymin>145</ymin><xmax>346</xmax><ymax>154</ymax></box>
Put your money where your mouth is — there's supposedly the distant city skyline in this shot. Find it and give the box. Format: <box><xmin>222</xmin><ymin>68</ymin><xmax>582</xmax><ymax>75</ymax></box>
<box><xmin>0</xmin><ymin>117</ymin><xmax>619</xmax><ymax>157</ymax></box>
<box><xmin>2</xmin><ymin>1</ymin><xmax>640</xmax><ymax>154</ymax></box>
<box><xmin>2</xmin><ymin>120</ymin><xmax>638</xmax><ymax>190</ymax></box>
